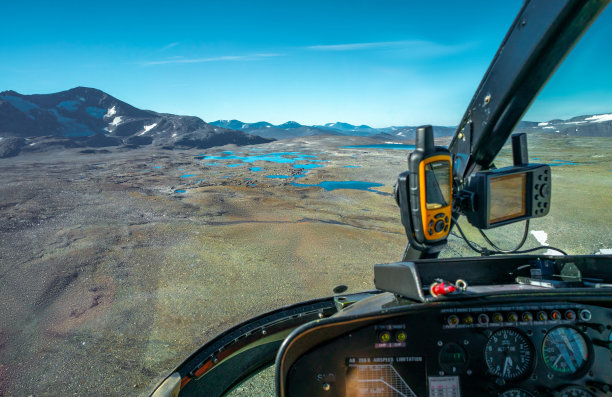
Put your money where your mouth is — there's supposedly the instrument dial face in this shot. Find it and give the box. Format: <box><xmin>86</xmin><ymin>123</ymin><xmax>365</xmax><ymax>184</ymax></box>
<box><xmin>559</xmin><ymin>386</ymin><xmax>595</xmax><ymax>397</ymax></box>
<box><xmin>485</xmin><ymin>328</ymin><xmax>534</xmax><ymax>380</ymax></box>
<box><xmin>499</xmin><ymin>389</ymin><xmax>534</xmax><ymax>397</ymax></box>
<box><xmin>542</xmin><ymin>326</ymin><xmax>589</xmax><ymax>375</ymax></box>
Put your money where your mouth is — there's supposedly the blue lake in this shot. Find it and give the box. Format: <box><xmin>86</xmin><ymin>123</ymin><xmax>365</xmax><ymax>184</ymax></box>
<box><xmin>180</xmin><ymin>174</ymin><xmax>196</xmax><ymax>178</ymax></box>
<box><xmin>343</xmin><ymin>165</ymin><xmax>361</xmax><ymax>168</ymax></box>
<box><xmin>291</xmin><ymin>180</ymin><xmax>384</xmax><ymax>193</ymax></box>
<box><xmin>341</xmin><ymin>144</ymin><xmax>416</xmax><ymax>150</ymax></box>
<box><xmin>251</xmin><ymin>167</ymin><xmax>263</xmax><ymax>172</ymax></box>
<box><xmin>549</xmin><ymin>159</ymin><xmax>582</xmax><ymax>166</ymax></box>
<box><xmin>153</xmin><ymin>166</ymin><xmax>162</xmax><ymax>169</ymax></box>
<box><xmin>293</xmin><ymin>164</ymin><xmax>323</xmax><ymax>169</ymax></box>
<box><xmin>198</xmin><ymin>152</ymin><xmax>319</xmax><ymax>164</ymax></box>
<box><xmin>174</xmin><ymin>189</ymin><xmax>186</xmax><ymax>193</ymax></box>
<box><xmin>549</xmin><ymin>163</ymin><xmax>578</xmax><ymax>167</ymax></box>
<box><xmin>266</xmin><ymin>175</ymin><xmax>291</xmax><ymax>179</ymax></box>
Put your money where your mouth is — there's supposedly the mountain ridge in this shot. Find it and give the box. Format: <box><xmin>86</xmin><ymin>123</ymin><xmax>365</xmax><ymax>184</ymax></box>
<box><xmin>0</xmin><ymin>87</ymin><xmax>272</xmax><ymax>157</ymax></box>
<box><xmin>1</xmin><ymin>87</ymin><xmax>610</xmax><ymax>158</ymax></box>
<box><xmin>211</xmin><ymin>113</ymin><xmax>612</xmax><ymax>141</ymax></box>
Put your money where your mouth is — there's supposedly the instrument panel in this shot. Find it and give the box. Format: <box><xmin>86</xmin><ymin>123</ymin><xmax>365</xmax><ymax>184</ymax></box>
<box><xmin>277</xmin><ymin>295</ymin><xmax>612</xmax><ymax>396</ymax></box>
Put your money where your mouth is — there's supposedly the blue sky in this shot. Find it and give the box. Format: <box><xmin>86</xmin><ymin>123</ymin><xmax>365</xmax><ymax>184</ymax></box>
<box><xmin>1</xmin><ymin>1</ymin><xmax>610</xmax><ymax>127</ymax></box>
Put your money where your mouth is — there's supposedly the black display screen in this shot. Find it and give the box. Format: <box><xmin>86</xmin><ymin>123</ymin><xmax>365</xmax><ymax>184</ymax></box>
<box><xmin>425</xmin><ymin>160</ymin><xmax>451</xmax><ymax>210</ymax></box>
<box><xmin>489</xmin><ymin>173</ymin><xmax>526</xmax><ymax>224</ymax></box>
<box><xmin>345</xmin><ymin>356</ymin><xmax>426</xmax><ymax>397</ymax></box>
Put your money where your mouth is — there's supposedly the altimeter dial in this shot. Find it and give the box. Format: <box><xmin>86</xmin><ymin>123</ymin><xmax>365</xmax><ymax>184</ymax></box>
<box><xmin>485</xmin><ymin>328</ymin><xmax>534</xmax><ymax>380</ymax></box>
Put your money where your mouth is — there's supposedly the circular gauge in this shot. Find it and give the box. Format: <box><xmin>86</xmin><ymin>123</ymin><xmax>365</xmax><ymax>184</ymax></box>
<box><xmin>542</xmin><ymin>326</ymin><xmax>589</xmax><ymax>375</ymax></box>
<box><xmin>559</xmin><ymin>386</ymin><xmax>595</xmax><ymax>397</ymax></box>
<box><xmin>499</xmin><ymin>389</ymin><xmax>534</xmax><ymax>397</ymax></box>
<box><xmin>485</xmin><ymin>328</ymin><xmax>534</xmax><ymax>380</ymax></box>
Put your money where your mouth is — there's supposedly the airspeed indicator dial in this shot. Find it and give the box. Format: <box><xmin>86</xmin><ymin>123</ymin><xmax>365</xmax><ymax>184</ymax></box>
<box><xmin>542</xmin><ymin>326</ymin><xmax>589</xmax><ymax>375</ymax></box>
<box><xmin>485</xmin><ymin>328</ymin><xmax>534</xmax><ymax>380</ymax></box>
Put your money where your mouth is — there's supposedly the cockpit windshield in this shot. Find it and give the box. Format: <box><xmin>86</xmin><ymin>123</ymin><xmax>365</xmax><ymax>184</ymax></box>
<box><xmin>0</xmin><ymin>2</ymin><xmax>610</xmax><ymax>397</ymax></box>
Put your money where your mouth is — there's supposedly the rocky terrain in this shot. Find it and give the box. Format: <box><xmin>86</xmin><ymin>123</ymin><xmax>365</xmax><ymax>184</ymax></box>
<box><xmin>0</xmin><ymin>132</ymin><xmax>610</xmax><ymax>396</ymax></box>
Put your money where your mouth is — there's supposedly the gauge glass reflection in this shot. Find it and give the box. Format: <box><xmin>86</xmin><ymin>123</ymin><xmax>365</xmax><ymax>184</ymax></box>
<box><xmin>499</xmin><ymin>389</ymin><xmax>534</xmax><ymax>397</ymax></box>
<box><xmin>559</xmin><ymin>386</ymin><xmax>595</xmax><ymax>397</ymax></box>
<box><xmin>542</xmin><ymin>326</ymin><xmax>589</xmax><ymax>375</ymax></box>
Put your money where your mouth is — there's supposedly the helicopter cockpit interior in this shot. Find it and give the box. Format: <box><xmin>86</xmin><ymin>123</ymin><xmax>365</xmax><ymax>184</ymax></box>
<box><xmin>151</xmin><ymin>1</ymin><xmax>612</xmax><ymax>396</ymax></box>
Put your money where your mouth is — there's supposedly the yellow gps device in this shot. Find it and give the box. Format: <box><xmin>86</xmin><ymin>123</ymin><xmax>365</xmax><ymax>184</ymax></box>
<box><xmin>395</xmin><ymin>125</ymin><xmax>452</xmax><ymax>251</ymax></box>
<box><xmin>417</xmin><ymin>155</ymin><xmax>452</xmax><ymax>241</ymax></box>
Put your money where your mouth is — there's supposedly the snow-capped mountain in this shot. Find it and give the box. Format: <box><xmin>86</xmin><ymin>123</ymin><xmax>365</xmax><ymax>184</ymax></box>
<box><xmin>318</xmin><ymin>122</ymin><xmax>378</xmax><ymax>133</ymax></box>
<box><xmin>515</xmin><ymin>114</ymin><xmax>612</xmax><ymax>137</ymax></box>
<box><xmin>211</xmin><ymin>119</ymin><xmax>342</xmax><ymax>140</ymax></box>
<box><xmin>0</xmin><ymin>87</ymin><xmax>271</xmax><ymax>157</ymax></box>
<box><xmin>212</xmin><ymin>113</ymin><xmax>612</xmax><ymax>142</ymax></box>
<box><xmin>212</xmin><ymin>119</ymin><xmax>457</xmax><ymax>140</ymax></box>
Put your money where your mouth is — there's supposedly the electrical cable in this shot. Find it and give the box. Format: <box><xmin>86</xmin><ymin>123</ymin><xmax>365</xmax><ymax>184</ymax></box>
<box><xmin>451</xmin><ymin>217</ymin><xmax>567</xmax><ymax>256</ymax></box>
<box><xmin>478</xmin><ymin>220</ymin><xmax>530</xmax><ymax>253</ymax></box>
<box><xmin>507</xmin><ymin>245</ymin><xmax>568</xmax><ymax>256</ymax></box>
<box><xmin>451</xmin><ymin>218</ymin><xmax>490</xmax><ymax>255</ymax></box>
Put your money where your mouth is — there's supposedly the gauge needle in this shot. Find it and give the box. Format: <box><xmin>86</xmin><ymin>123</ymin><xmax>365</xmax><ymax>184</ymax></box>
<box><xmin>503</xmin><ymin>356</ymin><xmax>513</xmax><ymax>376</ymax></box>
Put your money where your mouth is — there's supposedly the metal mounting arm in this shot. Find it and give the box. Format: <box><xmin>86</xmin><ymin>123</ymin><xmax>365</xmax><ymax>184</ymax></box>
<box><xmin>449</xmin><ymin>0</ymin><xmax>609</xmax><ymax>182</ymax></box>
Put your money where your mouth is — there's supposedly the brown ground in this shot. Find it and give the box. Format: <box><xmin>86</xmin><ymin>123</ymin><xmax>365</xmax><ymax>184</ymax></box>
<box><xmin>0</xmin><ymin>135</ymin><xmax>609</xmax><ymax>396</ymax></box>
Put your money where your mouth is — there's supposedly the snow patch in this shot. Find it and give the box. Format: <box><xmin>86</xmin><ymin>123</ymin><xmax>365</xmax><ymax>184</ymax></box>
<box><xmin>137</xmin><ymin>123</ymin><xmax>157</xmax><ymax>136</ymax></box>
<box><xmin>543</xmin><ymin>126</ymin><xmax>554</xmax><ymax>129</ymax></box>
<box><xmin>530</xmin><ymin>230</ymin><xmax>562</xmax><ymax>256</ymax></box>
<box><xmin>109</xmin><ymin>116</ymin><xmax>122</xmax><ymax>127</ymax></box>
<box><xmin>597</xmin><ymin>248</ymin><xmax>612</xmax><ymax>255</ymax></box>
<box><xmin>537</xmin><ymin>122</ymin><xmax>549</xmax><ymax>126</ymax></box>
<box><xmin>105</xmin><ymin>106</ymin><xmax>117</xmax><ymax>118</ymax></box>
<box><xmin>585</xmin><ymin>113</ymin><xmax>612</xmax><ymax>123</ymax></box>
<box><xmin>172</xmin><ymin>133</ymin><xmax>177</xmax><ymax>137</ymax></box>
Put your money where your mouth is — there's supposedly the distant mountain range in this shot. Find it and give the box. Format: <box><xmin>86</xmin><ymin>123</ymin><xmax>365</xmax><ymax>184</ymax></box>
<box><xmin>212</xmin><ymin>115</ymin><xmax>612</xmax><ymax>141</ymax></box>
<box><xmin>210</xmin><ymin>119</ymin><xmax>457</xmax><ymax>141</ymax></box>
<box><xmin>1</xmin><ymin>87</ymin><xmax>610</xmax><ymax>158</ymax></box>
<box><xmin>515</xmin><ymin>114</ymin><xmax>612</xmax><ymax>137</ymax></box>
<box><xmin>0</xmin><ymin>87</ymin><xmax>271</xmax><ymax>157</ymax></box>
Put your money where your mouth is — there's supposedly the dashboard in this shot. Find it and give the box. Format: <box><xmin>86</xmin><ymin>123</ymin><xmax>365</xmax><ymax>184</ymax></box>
<box><xmin>276</xmin><ymin>293</ymin><xmax>612</xmax><ymax>397</ymax></box>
